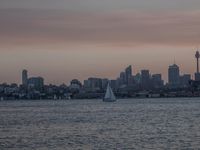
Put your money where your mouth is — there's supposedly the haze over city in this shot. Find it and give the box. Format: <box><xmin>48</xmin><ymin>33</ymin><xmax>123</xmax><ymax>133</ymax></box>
<box><xmin>1</xmin><ymin>0</ymin><xmax>200</xmax><ymax>84</ymax></box>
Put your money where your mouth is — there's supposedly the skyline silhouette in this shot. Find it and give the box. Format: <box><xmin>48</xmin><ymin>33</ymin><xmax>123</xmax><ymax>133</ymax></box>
<box><xmin>0</xmin><ymin>48</ymin><xmax>199</xmax><ymax>84</ymax></box>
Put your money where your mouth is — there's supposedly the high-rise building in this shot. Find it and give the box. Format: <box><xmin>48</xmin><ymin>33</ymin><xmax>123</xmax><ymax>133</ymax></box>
<box><xmin>151</xmin><ymin>74</ymin><xmax>164</xmax><ymax>88</ymax></box>
<box><xmin>141</xmin><ymin>70</ymin><xmax>151</xmax><ymax>89</ymax></box>
<box><xmin>127</xmin><ymin>76</ymin><xmax>135</xmax><ymax>86</ymax></box>
<box><xmin>134</xmin><ymin>73</ymin><xmax>141</xmax><ymax>84</ymax></box>
<box><xmin>168</xmin><ymin>64</ymin><xmax>180</xmax><ymax>87</ymax></box>
<box><xmin>83</xmin><ymin>80</ymin><xmax>90</xmax><ymax>89</ymax></box>
<box><xmin>180</xmin><ymin>74</ymin><xmax>191</xmax><ymax>87</ymax></box>
<box><xmin>110</xmin><ymin>80</ymin><xmax>117</xmax><ymax>90</ymax></box>
<box><xmin>195</xmin><ymin>73</ymin><xmax>200</xmax><ymax>81</ymax></box>
<box><xmin>84</xmin><ymin>78</ymin><xmax>102</xmax><ymax>90</ymax></box>
<box><xmin>119</xmin><ymin>72</ymin><xmax>126</xmax><ymax>85</ymax></box>
<box><xmin>125</xmin><ymin>65</ymin><xmax>132</xmax><ymax>85</ymax></box>
<box><xmin>22</xmin><ymin>69</ymin><xmax>28</xmax><ymax>86</ymax></box>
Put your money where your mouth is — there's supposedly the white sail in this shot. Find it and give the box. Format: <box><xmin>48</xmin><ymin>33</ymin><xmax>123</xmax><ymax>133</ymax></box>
<box><xmin>103</xmin><ymin>83</ymin><xmax>116</xmax><ymax>102</ymax></box>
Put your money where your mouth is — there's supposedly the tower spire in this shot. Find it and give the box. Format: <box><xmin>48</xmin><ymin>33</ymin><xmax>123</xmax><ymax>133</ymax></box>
<box><xmin>195</xmin><ymin>50</ymin><xmax>200</xmax><ymax>73</ymax></box>
<box><xmin>173</xmin><ymin>57</ymin><xmax>176</xmax><ymax>65</ymax></box>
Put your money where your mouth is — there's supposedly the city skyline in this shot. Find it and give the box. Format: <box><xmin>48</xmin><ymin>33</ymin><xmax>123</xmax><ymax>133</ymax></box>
<box><xmin>1</xmin><ymin>54</ymin><xmax>198</xmax><ymax>86</ymax></box>
<box><xmin>0</xmin><ymin>51</ymin><xmax>199</xmax><ymax>85</ymax></box>
<box><xmin>0</xmin><ymin>0</ymin><xmax>200</xmax><ymax>84</ymax></box>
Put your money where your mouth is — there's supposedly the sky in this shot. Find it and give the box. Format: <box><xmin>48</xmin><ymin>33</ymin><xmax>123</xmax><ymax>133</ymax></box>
<box><xmin>0</xmin><ymin>0</ymin><xmax>200</xmax><ymax>84</ymax></box>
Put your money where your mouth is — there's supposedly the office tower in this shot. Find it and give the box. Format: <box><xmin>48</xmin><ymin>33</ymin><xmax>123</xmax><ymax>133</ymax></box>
<box><xmin>86</xmin><ymin>78</ymin><xmax>102</xmax><ymax>90</ymax></box>
<box><xmin>120</xmin><ymin>72</ymin><xmax>126</xmax><ymax>85</ymax></box>
<box><xmin>127</xmin><ymin>76</ymin><xmax>135</xmax><ymax>86</ymax></box>
<box><xmin>180</xmin><ymin>74</ymin><xmax>191</xmax><ymax>87</ymax></box>
<box><xmin>116</xmin><ymin>77</ymin><xmax>121</xmax><ymax>88</ymax></box>
<box><xmin>152</xmin><ymin>74</ymin><xmax>164</xmax><ymax>88</ymax></box>
<box><xmin>83</xmin><ymin>80</ymin><xmax>90</xmax><ymax>89</ymax></box>
<box><xmin>141</xmin><ymin>70</ymin><xmax>151</xmax><ymax>89</ymax></box>
<box><xmin>22</xmin><ymin>69</ymin><xmax>28</xmax><ymax>86</ymax></box>
<box><xmin>168</xmin><ymin>64</ymin><xmax>180</xmax><ymax>87</ymax></box>
<box><xmin>125</xmin><ymin>65</ymin><xmax>132</xmax><ymax>85</ymax></box>
<box><xmin>134</xmin><ymin>73</ymin><xmax>141</xmax><ymax>84</ymax></box>
<box><xmin>110</xmin><ymin>80</ymin><xmax>117</xmax><ymax>90</ymax></box>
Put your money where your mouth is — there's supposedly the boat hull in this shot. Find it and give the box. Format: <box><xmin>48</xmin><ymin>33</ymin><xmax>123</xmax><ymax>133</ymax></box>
<box><xmin>103</xmin><ymin>98</ymin><xmax>116</xmax><ymax>102</ymax></box>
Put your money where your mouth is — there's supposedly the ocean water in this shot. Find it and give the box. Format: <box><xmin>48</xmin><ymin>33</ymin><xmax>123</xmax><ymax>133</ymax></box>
<box><xmin>0</xmin><ymin>98</ymin><xmax>200</xmax><ymax>150</ymax></box>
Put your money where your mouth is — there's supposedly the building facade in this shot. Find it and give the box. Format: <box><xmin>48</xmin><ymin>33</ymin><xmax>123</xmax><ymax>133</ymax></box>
<box><xmin>22</xmin><ymin>69</ymin><xmax>28</xmax><ymax>86</ymax></box>
<box><xmin>168</xmin><ymin>64</ymin><xmax>180</xmax><ymax>87</ymax></box>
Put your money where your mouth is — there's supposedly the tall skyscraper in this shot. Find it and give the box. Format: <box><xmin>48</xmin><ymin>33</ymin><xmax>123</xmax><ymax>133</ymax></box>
<box><xmin>152</xmin><ymin>74</ymin><xmax>164</xmax><ymax>88</ymax></box>
<box><xmin>119</xmin><ymin>72</ymin><xmax>126</xmax><ymax>85</ymax></box>
<box><xmin>168</xmin><ymin>64</ymin><xmax>180</xmax><ymax>87</ymax></box>
<box><xmin>22</xmin><ymin>69</ymin><xmax>28</xmax><ymax>86</ymax></box>
<box><xmin>125</xmin><ymin>65</ymin><xmax>132</xmax><ymax>85</ymax></box>
<box><xmin>134</xmin><ymin>73</ymin><xmax>141</xmax><ymax>84</ymax></box>
<box><xmin>141</xmin><ymin>70</ymin><xmax>151</xmax><ymax>89</ymax></box>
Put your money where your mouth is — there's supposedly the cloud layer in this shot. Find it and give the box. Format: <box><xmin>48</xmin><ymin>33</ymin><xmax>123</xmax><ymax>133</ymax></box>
<box><xmin>0</xmin><ymin>9</ymin><xmax>200</xmax><ymax>47</ymax></box>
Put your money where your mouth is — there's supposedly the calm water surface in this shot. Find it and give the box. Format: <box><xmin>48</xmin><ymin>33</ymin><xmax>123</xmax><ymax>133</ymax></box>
<box><xmin>0</xmin><ymin>98</ymin><xmax>200</xmax><ymax>150</ymax></box>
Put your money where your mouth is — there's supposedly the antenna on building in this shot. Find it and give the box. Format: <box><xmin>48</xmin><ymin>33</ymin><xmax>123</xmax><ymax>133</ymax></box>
<box><xmin>173</xmin><ymin>57</ymin><xmax>176</xmax><ymax>65</ymax></box>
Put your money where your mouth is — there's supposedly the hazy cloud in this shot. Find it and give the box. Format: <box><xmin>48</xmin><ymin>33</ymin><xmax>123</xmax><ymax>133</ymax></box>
<box><xmin>0</xmin><ymin>9</ymin><xmax>200</xmax><ymax>47</ymax></box>
<box><xmin>1</xmin><ymin>0</ymin><xmax>200</xmax><ymax>12</ymax></box>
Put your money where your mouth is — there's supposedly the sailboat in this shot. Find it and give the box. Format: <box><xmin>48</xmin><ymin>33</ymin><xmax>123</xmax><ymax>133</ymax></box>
<box><xmin>103</xmin><ymin>83</ymin><xmax>116</xmax><ymax>102</ymax></box>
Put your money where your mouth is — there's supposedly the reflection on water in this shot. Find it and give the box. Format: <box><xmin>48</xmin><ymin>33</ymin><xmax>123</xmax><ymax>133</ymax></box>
<box><xmin>0</xmin><ymin>98</ymin><xmax>200</xmax><ymax>149</ymax></box>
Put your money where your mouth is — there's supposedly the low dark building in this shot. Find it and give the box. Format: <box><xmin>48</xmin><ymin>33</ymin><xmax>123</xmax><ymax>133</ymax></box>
<box><xmin>28</xmin><ymin>77</ymin><xmax>44</xmax><ymax>91</ymax></box>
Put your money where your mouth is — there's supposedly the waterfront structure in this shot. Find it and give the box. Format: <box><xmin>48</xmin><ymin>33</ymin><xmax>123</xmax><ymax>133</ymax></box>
<box><xmin>22</xmin><ymin>69</ymin><xmax>28</xmax><ymax>86</ymax></box>
<box><xmin>69</xmin><ymin>79</ymin><xmax>82</xmax><ymax>94</ymax></box>
<box><xmin>28</xmin><ymin>77</ymin><xmax>44</xmax><ymax>91</ymax></box>
<box><xmin>194</xmin><ymin>73</ymin><xmax>200</xmax><ymax>81</ymax></box>
<box><xmin>83</xmin><ymin>77</ymin><xmax>102</xmax><ymax>91</ymax></box>
<box><xmin>168</xmin><ymin>64</ymin><xmax>180</xmax><ymax>88</ymax></box>
<box><xmin>83</xmin><ymin>80</ymin><xmax>90</xmax><ymax>89</ymax></box>
<box><xmin>69</xmin><ymin>79</ymin><xmax>82</xmax><ymax>89</ymax></box>
<box><xmin>2</xmin><ymin>50</ymin><xmax>200</xmax><ymax>100</ymax></box>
